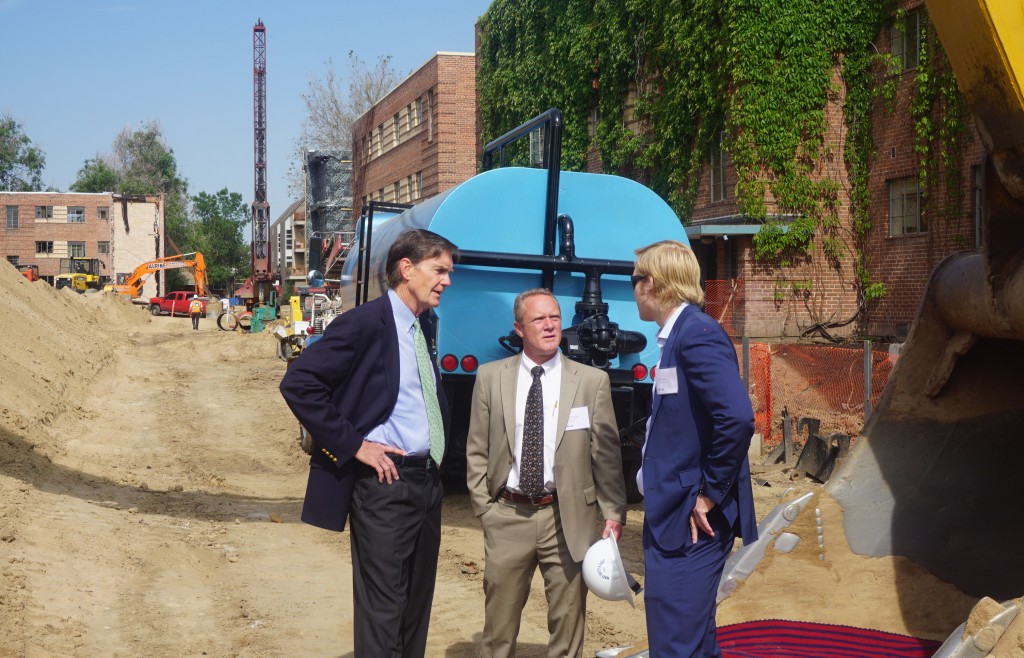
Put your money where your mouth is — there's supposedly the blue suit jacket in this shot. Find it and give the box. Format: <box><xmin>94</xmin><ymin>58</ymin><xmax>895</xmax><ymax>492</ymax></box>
<box><xmin>279</xmin><ymin>293</ymin><xmax>448</xmax><ymax>532</ymax></box>
<box><xmin>642</xmin><ymin>304</ymin><xmax>757</xmax><ymax>552</ymax></box>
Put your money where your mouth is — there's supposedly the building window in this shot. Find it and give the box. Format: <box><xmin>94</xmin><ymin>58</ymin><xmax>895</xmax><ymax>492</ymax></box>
<box><xmin>393</xmin><ymin>112</ymin><xmax>401</xmax><ymax>145</ymax></box>
<box><xmin>68</xmin><ymin>241</ymin><xmax>86</xmax><ymax>257</ymax></box>
<box><xmin>6</xmin><ymin>255</ymin><xmax>18</xmax><ymax>265</ymax></box>
<box><xmin>5</xmin><ymin>206</ymin><xmax>17</xmax><ymax>229</ymax></box>
<box><xmin>589</xmin><ymin>106</ymin><xmax>600</xmax><ymax>138</ymax></box>
<box><xmin>415</xmin><ymin>171</ymin><xmax>422</xmax><ymax>200</ymax></box>
<box><xmin>892</xmin><ymin>8</ymin><xmax>922</xmax><ymax>71</ymax></box>
<box><xmin>67</xmin><ymin>207</ymin><xmax>86</xmax><ymax>223</ymax></box>
<box><xmin>98</xmin><ymin>207</ymin><xmax>109</xmax><ymax>220</ymax></box>
<box><xmin>427</xmin><ymin>89</ymin><xmax>435</xmax><ymax>142</ymax></box>
<box><xmin>529</xmin><ymin>126</ymin><xmax>546</xmax><ymax>167</ymax></box>
<box><xmin>35</xmin><ymin>206</ymin><xmax>53</xmax><ymax>220</ymax></box>
<box><xmin>393</xmin><ymin>181</ymin><xmax>401</xmax><ymax>202</ymax></box>
<box><xmin>889</xmin><ymin>177</ymin><xmax>924</xmax><ymax>235</ymax></box>
<box><xmin>97</xmin><ymin>241</ymin><xmax>110</xmax><ymax>255</ymax></box>
<box><xmin>377</xmin><ymin>125</ymin><xmax>385</xmax><ymax>155</ymax></box>
<box><xmin>409</xmin><ymin>101</ymin><xmax>420</xmax><ymax>128</ymax></box>
<box><xmin>36</xmin><ymin>241</ymin><xmax>54</xmax><ymax>254</ymax></box>
<box><xmin>710</xmin><ymin>130</ymin><xmax>728</xmax><ymax>202</ymax></box>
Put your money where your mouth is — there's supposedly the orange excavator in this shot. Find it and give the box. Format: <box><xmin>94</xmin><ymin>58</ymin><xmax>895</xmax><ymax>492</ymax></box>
<box><xmin>105</xmin><ymin>252</ymin><xmax>209</xmax><ymax>300</ymax></box>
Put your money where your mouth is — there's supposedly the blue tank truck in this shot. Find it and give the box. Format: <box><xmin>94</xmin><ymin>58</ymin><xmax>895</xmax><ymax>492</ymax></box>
<box><xmin>337</xmin><ymin>110</ymin><xmax>689</xmax><ymax>501</ymax></box>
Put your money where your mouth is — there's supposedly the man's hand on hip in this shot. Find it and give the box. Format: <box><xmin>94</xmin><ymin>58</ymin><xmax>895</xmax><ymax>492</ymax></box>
<box><xmin>354</xmin><ymin>440</ymin><xmax>406</xmax><ymax>484</ymax></box>
<box><xmin>689</xmin><ymin>494</ymin><xmax>717</xmax><ymax>543</ymax></box>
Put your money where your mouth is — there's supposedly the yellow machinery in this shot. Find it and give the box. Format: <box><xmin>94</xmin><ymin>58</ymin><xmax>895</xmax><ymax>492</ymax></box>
<box><xmin>104</xmin><ymin>253</ymin><xmax>209</xmax><ymax>300</ymax></box>
<box><xmin>55</xmin><ymin>257</ymin><xmax>102</xmax><ymax>292</ymax></box>
<box><xmin>824</xmin><ymin>0</ymin><xmax>1024</xmax><ymax>601</ymax></box>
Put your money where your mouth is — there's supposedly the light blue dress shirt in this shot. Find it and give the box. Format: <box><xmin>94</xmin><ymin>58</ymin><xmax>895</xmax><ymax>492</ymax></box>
<box><xmin>365</xmin><ymin>289</ymin><xmax>431</xmax><ymax>456</ymax></box>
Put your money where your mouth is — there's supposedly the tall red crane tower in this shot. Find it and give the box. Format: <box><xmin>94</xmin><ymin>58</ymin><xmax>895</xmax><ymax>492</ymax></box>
<box><xmin>249</xmin><ymin>19</ymin><xmax>272</xmax><ymax>301</ymax></box>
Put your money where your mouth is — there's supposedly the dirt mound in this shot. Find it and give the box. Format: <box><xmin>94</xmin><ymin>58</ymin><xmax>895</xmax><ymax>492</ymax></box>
<box><xmin>0</xmin><ymin>266</ymin><xmax>149</xmax><ymax>462</ymax></box>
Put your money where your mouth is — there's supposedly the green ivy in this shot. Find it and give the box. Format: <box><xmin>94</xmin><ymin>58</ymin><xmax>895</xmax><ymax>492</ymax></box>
<box><xmin>477</xmin><ymin>0</ymin><xmax>969</xmax><ymax>314</ymax></box>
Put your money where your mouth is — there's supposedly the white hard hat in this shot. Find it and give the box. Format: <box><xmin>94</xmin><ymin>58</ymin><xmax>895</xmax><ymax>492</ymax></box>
<box><xmin>583</xmin><ymin>534</ymin><xmax>642</xmax><ymax>607</ymax></box>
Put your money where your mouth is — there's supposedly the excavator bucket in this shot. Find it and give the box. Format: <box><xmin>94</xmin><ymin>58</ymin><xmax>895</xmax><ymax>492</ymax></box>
<box><xmin>827</xmin><ymin>0</ymin><xmax>1024</xmax><ymax>602</ymax></box>
<box><xmin>828</xmin><ymin>157</ymin><xmax>1024</xmax><ymax>600</ymax></box>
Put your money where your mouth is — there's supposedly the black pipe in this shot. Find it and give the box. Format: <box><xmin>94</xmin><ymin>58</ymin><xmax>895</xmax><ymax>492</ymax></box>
<box><xmin>482</xmin><ymin>109</ymin><xmax>563</xmax><ymax>290</ymax></box>
<box><xmin>455</xmin><ymin>249</ymin><xmax>634</xmax><ymax>276</ymax></box>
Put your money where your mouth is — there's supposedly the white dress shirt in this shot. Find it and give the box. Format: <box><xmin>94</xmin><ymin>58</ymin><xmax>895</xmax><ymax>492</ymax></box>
<box><xmin>637</xmin><ymin>302</ymin><xmax>688</xmax><ymax>496</ymax></box>
<box><xmin>507</xmin><ymin>353</ymin><xmax>561</xmax><ymax>494</ymax></box>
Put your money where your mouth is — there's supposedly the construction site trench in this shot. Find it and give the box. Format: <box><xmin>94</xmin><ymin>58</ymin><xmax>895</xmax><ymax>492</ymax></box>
<box><xmin>0</xmin><ymin>263</ymin><xmax>989</xmax><ymax>657</ymax></box>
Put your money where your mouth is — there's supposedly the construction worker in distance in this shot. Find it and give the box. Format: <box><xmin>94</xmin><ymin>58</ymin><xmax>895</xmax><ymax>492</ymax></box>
<box><xmin>189</xmin><ymin>295</ymin><xmax>203</xmax><ymax>331</ymax></box>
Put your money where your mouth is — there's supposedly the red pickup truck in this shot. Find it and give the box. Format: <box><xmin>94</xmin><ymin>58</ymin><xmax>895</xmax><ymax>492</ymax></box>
<box><xmin>149</xmin><ymin>291</ymin><xmax>207</xmax><ymax>317</ymax></box>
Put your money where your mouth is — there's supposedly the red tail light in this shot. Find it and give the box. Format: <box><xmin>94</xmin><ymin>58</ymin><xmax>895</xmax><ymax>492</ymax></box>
<box><xmin>650</xmin><ymin>365</ymin><xmax>657</xmax><ymax>380</ymax></box>
<box><xmin>440</xmin><ymin>354</ymin><xmax>458</xmax><ymax>372</ymax></box>
<box><xmin>461</xmin><ymin>355</ymin><xmax>479</xmax><ymax>373</ymax></box>
<box><xmin>632</xmin><ymin>364</ymin><xmax>648</xmax><ymax>381</ymax></box>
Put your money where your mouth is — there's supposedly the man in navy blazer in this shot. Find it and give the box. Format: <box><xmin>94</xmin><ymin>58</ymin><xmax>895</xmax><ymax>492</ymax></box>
<box><xmin>631</xmin><ymin>240</ymin><xmax>757</xmax><ymax>657</ymax></box>
<box><xmin>280</xmin><ymin>228</ymin><xmax>456</xmax><ymax>657</ymax></box>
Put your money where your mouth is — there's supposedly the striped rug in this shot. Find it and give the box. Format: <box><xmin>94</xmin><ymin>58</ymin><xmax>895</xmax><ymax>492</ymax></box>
<box><xmin>718</xmin><ymin>619</ymin><xmax>942</xmax><ymax>657</ymax></box>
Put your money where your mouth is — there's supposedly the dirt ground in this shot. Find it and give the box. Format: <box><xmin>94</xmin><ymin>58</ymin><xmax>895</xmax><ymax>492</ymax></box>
<box><xmin>0</xmin><ymin>264</ymin><xmax>988</xmax><ymax>657</ymax></box>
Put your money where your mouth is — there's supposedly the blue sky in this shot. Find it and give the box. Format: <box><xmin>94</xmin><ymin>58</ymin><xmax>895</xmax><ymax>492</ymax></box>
<box><xmin>1</xmin><ymin>0</ymin><xmax>491</xmax><ymax>218</ymax></box>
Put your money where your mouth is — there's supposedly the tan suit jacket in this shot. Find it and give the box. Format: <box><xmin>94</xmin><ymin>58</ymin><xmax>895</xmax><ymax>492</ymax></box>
<box><xmin>466</xmin><ymin>353</ymin><xmax>627</xmax><ymax>562</ymax></box>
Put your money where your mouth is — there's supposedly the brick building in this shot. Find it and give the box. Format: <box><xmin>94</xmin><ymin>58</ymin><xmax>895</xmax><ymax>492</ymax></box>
<box><xmin>2</xmin><ymin>192</ymin><xmax>114</xmax><ymax>285</ymax></box>
<box><xmin>268</xmin><ymin>199</ymin><xmax>306</xmax><ymax>292</ymax></box>
<box><xmin>1</xmin><ymin>191</ymin><xmax>166</xmax><ymax>297</ymax></box>
<box><xmin>350</xmin><ymin>51</ymin><xmax>477</xmax><ymax>229</ymax></box>
<box><xmin>673</xmin><ymin>1</ymin><xmax>984</xmax><ymax>340</ymax></box>
<box><xmin>861</xmin><ymin>2</ymin><xmax>984</xmax><ymax>339</ymax></box>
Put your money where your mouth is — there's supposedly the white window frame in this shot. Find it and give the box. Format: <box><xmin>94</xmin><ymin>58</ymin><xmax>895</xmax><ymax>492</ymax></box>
<box><xmin>67</xmin><ymin>207</ymin><xmax>86</xmax><ymax>223</ymax></box>
<box><xmin>889</xmin><ymin>177</ymin><xmax>925</xmax><ymax>236</ymax></box>
<box><xmin>5</xmin><ymin>205</ymin><xmax>18</xmax><ymax>229</ymax></box>
<box><xmin>710</xmin><ymin>130</ymin><xmax>728</xmax><ymax>202</ymax></box>
<box><xmin>68</xmin><ymin>241</ymin><xmax>87</xmax><ymax>257</ymax></box>
<box><xmin>892</xmin><ymin>8</ymin><xmax>922</xmax><ymax>71</ymax></box>
<box><xmin>35</xmin><ymin>206</ymin><xmax>53</xmax><ymax>220</ymax></box>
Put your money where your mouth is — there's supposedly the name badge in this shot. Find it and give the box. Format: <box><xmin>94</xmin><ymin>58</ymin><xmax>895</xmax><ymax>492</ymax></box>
<box><xmin>565</xmin><ymin>406</ymin><xmax>590</xmax><ymax>430</ymax></box>
<box><xmin>655</xmin><ymin>367</ymin><xmax>678</xmax><ymax>395</ymax></box>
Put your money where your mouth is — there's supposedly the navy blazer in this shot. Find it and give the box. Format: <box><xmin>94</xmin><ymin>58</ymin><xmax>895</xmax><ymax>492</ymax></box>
<box><xmin>642</xmin><ymin>304</ymin><xmax>757</xmax><ymax>552</ymax></box>
<box><xmin>279</xmin><ymin>293</ymin><xmax>448</xmax><ymax>532</ymax></box>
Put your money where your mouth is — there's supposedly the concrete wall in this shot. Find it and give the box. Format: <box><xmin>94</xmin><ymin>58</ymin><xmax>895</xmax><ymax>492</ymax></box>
<box><xmin>110</xmin><ymin>195</ymin><xmax>165</xmax><ymax>299</ymax></box>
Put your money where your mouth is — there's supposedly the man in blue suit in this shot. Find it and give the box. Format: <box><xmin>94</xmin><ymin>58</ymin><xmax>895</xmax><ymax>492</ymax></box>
<box><xmin>280</xmin><ymin>228</ymin><xmax>456</xmax><ymax>657</ymax></box>
<box><xmin>631</xmin><ymin>240</ymin><xmax>757</xmax><ymax>657</ymax></box>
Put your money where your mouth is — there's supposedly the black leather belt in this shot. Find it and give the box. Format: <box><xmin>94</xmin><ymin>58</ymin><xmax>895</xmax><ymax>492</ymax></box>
<box><xmin>387</xmin><ymin>454</ymin><xmax>436</xmax><ymax>469</ymax></box>
<box><xmin>500</xmin><ymin>488</ymin><xmax>557</xmax><ymax>506</ymax></box>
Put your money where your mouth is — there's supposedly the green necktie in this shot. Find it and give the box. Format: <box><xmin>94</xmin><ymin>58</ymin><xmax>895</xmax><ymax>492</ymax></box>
<box><xmin>413</xmin><ymin>319</ymin><xmax>444</xmax><ymax>464</ymax></box>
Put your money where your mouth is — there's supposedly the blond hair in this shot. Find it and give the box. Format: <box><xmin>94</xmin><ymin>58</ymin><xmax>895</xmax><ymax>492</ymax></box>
<box><xmin>634</xmin><ymin>240</ymin><xmax>704</xmax><ymax>309</ymax></box>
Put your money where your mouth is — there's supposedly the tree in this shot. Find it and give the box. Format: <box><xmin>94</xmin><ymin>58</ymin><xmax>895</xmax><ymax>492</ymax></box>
<box><xmin>111</xmin><ymin>122</ymin><xmax>190</xmax><ymax>245</ymax></box>
<box><xmin>0</xmin><ymin>115</ymin><xmax>46</xmax><ymax>191</ymax></box>
<box><xmin>187</xmin><ymin>189</ymin><xmax>250</xmax><ymax>292</ymax></box>
<box><xmin>70</xmin><ymin>157</ymin><xmax>119</xmax><ymax>193</ymax></box>
<box><xmin>287</xmin><ymin>52</ymin><xmax>403</xmax><ymax>195</ymax></box>
<box><xmin>72</xmin><ymin>121</ymin><xmax>190</xmax><ymax>246</ymax></box>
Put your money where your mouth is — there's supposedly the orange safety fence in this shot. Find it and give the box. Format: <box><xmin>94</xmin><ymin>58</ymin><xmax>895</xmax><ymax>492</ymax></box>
<box><xmin>735</xmin><ymin>341</ymin><xmax>899</xmax><ymax>447</ymax></box>
<box><xmin>705</xmin><ymin>279</ymin><xmax>744</xmax><ymax>337</ymax></box>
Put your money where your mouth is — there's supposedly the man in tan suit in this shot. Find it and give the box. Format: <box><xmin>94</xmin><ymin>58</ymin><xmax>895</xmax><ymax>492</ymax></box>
<box><xmin>466</xmin><ymin>288</ymin><xmax>627</xmax><ymax>658</ymax></box>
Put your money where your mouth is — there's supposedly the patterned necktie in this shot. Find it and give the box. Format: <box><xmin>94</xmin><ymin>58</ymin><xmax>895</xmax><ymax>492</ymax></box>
<box><xmin>519</xmin><ymin>365</ymin><xmax>545</xmax><ymax>496</ymax></box>
<box><xmin>413</xmin><ymin>319</ymin><xmax>444</xmax><ymax>465</ymax></box>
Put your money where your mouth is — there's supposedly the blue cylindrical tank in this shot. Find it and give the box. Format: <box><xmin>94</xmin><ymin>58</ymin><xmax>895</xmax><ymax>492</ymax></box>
<box><xmin>341</xmin><ymin>166</ymin><xmax>687</xmax><ymax>373</ymax></box>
